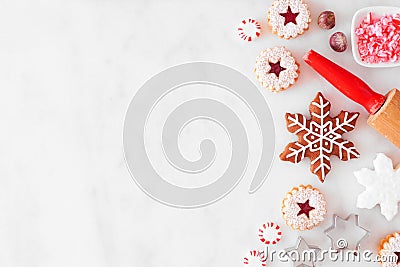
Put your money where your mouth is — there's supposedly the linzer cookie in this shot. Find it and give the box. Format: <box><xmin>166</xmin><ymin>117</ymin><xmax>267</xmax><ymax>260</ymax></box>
<box><xmin>268</xmin><ymin>0</ymin><xmax>311</xmax><ymax>39</ymax></box>
<box><xmin>280</xmin><ymin>92</ymin><xmax>360</xmax><ymax>182</ymax></box>
<box><xmin>378</xmin><ymin>232</ymin><xmax>400</xmax><ymax>266</ymax></box>
<box><xmin>254</xmin><ymin>46</ymin><xmax>299</xmax><ymax>92</ymax></box>
<box><xmin>282</xmin><ymin>185</ymin><xmax>326</xmax><ymax>231</ymax></box>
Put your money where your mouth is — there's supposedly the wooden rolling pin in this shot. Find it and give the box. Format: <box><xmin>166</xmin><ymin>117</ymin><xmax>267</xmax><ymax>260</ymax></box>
<box><xmin>303</xmin><ymin>50</ymin><xmax>400</xmax><ymax>148</ymax></box>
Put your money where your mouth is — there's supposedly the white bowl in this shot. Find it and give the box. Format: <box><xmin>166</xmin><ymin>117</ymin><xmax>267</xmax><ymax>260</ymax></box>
<box><xmin>351</xmin><ymin>6</ymin><xmax>400</xmax><ymax>68</ymax></box>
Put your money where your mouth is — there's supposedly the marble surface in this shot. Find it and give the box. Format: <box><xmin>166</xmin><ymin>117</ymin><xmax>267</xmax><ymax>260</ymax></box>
<box><xmin>1</xmin><ymin>0</ymin><xmax>400</xmax><ymax>266</ymax></box>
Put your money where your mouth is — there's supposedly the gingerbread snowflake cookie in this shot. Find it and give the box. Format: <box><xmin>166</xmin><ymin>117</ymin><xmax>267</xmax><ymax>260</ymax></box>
<box><xmin>254</xmin><ymin>46</ymin><xmax>299</xmax><ymax>92</ymax></box>
<box><xmin>268</xmin><ymin>0</ymin><xmax>311</xmax><ymax>39</ymax></box>
<box><xmin>280</xmin><ymin>92</ymin><xmax>360</xmax><ymax>182</ymax></box>
<box><xmin>355</xmin><ymin>153</ymin><xmax>400</xmax><ymax>221</ymax></box>
<box><xmin>379</xmin><ymin>232</ymin><xmax>400</xmax><ymax>266</ymax></box>
<box><xmin>282</xmin><ymin>185</ymin><xmax>327</xmax><ymax>231</ymax></box>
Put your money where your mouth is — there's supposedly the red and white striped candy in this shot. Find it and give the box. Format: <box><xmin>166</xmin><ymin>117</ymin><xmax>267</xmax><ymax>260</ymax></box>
<box><xmin>238</xmin><ymin>19</ymin><xmax>261</xmax><ymax>42</ymax></box>
<box><xmin>355</xmin><ymin>12</ymin><xmax>400</xmax><ymax>63</ymax></box>
<box><xmin>258</xmin><ymin>222</ymin><xmax>282</xmax><ymax>245</ymax></box>
<box><xmin>243</xmin><ymin>250</ymin><xmax>267</xmax><ymax>266</ymax></box>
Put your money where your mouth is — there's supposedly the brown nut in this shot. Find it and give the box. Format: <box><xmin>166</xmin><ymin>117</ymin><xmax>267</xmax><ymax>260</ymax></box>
<box><xmin>318</xmin><ymin>11</ymin><xmax>335</xmax><ymax>30</ymax></box>
<box><xmin>329</xmin><ymin>32</ymin><xmax>347</xmax><ymax>52</ymax></box>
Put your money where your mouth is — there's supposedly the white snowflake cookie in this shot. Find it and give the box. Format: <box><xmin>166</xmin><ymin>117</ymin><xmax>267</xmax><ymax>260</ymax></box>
<box><xmin>282</xmin><ymin>185</ymin><xmax>327</xmax><ymax>231</ymax></box>
<box><xmin>355</xmin><ymin>153</ymin><xmax>400</xmax><ymax>221</ymax></box>
<box><xmin>379</xmin><ymin>232</ymin><xmax>400</xmax><ymax>267</ymax></box>
<box><xmin>268</xmin><ymin>0</ymin><xmax>311</xmax><ymax>39</ymax></box>
<box><xmin>254</xmin><ymin>46</ymin><xmax>299</xmax><ymax>92</ymax></box>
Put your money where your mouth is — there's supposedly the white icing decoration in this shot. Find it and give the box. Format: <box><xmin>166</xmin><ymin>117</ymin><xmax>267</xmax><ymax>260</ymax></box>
<box><xmin>284</xmin><ymin>94</ymin><xmax>360</xmax><ymax>181</ymax></box>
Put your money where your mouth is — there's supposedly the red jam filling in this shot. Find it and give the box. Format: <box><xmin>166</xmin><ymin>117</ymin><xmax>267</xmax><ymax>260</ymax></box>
<box><xmin>268</xmin><ymin>61</ymin><xmax>286</xmax><ymax>77</ymax></box>
<box><xmin>279</xmin><ymin>6</ymin><xmax>299</xmax><ymax>26</ymax></box>
<box><xmin>297</xmin><ymin>199</ymin><xmax>315</xmax><ymax>218</ymax></box>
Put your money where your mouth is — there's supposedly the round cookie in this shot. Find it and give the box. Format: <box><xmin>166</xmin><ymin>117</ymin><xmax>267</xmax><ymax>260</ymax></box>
<box><xmin>282</xmin><ymin>185</ymin><xmax>327</xmax><ymax>231</ymax></box>
<box><xmin>378</xmin><ymin>232</ymin><xmax>400</xmax><ymax>266</ymax></box>
<box><xmin>268</xmin><ymin>0</ymin><xmax>311</xmax><ymax>39</ymax></box>
<box><xmin>254</xmin><ymin>46</ymin><xmax>299</xmax><ymax>92</ymax></box>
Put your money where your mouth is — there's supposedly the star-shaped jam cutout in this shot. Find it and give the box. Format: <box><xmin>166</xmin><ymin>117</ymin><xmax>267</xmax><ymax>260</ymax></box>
<box><xmin>395</xmin><ymin>252</ymin><xmax>400</xmax><ymax>264</ymax></box>
<box><xmin>279</xmin><ymin>6</ymin><xmax>299</xmax><ymax>26</ymax></box>
<box><xmin>297</xmin><ymin>199</ymin><xmax>315</xmax><ymax>218</ymax></box>
<box><xmin>268</xmin><ymin>61</ymin><xmax>286</xmax><ymax>77</ymax></box>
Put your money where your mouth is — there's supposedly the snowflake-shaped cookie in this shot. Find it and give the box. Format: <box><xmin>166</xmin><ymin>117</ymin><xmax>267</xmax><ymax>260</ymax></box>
<box><xmin>355</xmin><ymin>153</ymin><xmax>400</xmax><ymax>221</ymax></box>
<box><xmin>280</xmin><ymin>92</ymin><xmax>360</xmax><ymax>182</ymax></box>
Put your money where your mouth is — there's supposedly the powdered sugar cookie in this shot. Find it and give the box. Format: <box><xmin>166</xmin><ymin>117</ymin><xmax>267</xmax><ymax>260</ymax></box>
<box><xmin>282</xmin><ymin>185</ymin><xmax>327</xmax><ymax>231</ymax></box>
<box><xmin>254</xmin><ymin>46</ymin><xmax>299</xmax><ymax>92</ymax></box>
<box><xmin>354</xmin><ymin>153</ymin><xmax>400</xmax><ymax>221</ymax></box>
<box><xmin>379</xmin><ymin>232</ymin><xmax>400</xmax><ymax>266</ymax></box>
<box><xmin>268</xmin><ymin>0</ymin><xmax>311</xmax><ymax>39</ymax></box>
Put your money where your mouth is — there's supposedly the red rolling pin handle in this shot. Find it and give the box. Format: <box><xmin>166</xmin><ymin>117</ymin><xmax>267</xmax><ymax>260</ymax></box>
<box><xmin>303</xmin><ymin>50</ymin><xmax>386</xmax><ymax>115</ymax></box>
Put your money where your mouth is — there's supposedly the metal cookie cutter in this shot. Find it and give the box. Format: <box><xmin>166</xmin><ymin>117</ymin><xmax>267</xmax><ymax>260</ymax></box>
<box><xmin>324</xmin><ymin>214</ymin><xmax>370</xmax><ymax>251</ymax></box>
<box><xmin>285</xmin><ymin>236</ymin><xmax>320</xmax><ymax>267</ymax></box>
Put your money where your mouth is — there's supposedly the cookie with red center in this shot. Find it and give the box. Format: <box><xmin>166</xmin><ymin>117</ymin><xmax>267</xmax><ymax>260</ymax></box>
<box><xmin>282</xmin><ymin>185</ymin><xmax>327</xmax><ymax>231</ymax></box>
<box><xmin>254</xmin><ymin>46</ymin><xmax>299</xmax><ymax>92</ymax></box>
<box><xmin>268</xmin><ymin>0</ymin><xmax>311</xmax><ymax>39</ymax></box>
<box><xmin>378</xmin><ymin>232</ymin><xmax>400</xmax><ymax>266</ymax></box>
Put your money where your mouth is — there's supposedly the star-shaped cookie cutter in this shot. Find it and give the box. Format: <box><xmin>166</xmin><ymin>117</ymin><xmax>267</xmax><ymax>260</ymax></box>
<box><xmin>285</xmin><ymin>236</ymin><xmax>320</xmax><ymax>267</ymax></box>
<box><xmin>324</xmin><ymin>214</ymin><xmax>370</xmax><ymax>251</ymax></box>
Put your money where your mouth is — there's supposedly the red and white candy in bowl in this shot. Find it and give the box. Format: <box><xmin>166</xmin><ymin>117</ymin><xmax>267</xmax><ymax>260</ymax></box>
<box><xmin>351</xmin><ymin>6</ymin><xmax>400</xmax><ymax>68</ymax></box>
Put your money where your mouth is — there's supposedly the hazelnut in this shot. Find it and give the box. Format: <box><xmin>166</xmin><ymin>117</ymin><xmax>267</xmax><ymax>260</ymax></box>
<box><xmin>318</xmin><ymin>11</ymin><xmax>335</xmax><ymax>30</ymax></box>
<box><xmin>329</xmin><ymin>32</ymin><xmax>347</xmax><ymax>52</ymax></box>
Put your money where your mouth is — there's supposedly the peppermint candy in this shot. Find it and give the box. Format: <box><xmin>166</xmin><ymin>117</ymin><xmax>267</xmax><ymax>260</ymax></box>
<box><xmin>238</xmin><ymin>19</ymin><xmax>261</xmax><ymax>41</ymax></box>
<box><xmin>258</xmin><ymin>222</ymin><xmax>282</xmax><ymax>245</ymax></box>
<box><xmin>243</xmin><ymin>250</ymin><xmax>267</xmax><ymax>267</ymax></box>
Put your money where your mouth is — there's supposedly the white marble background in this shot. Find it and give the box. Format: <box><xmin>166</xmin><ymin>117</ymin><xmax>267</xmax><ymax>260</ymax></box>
<box><xmin>1</xmin><ymin>0</ymin><xmax>400</xmax><ymax>266</ymax></box>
